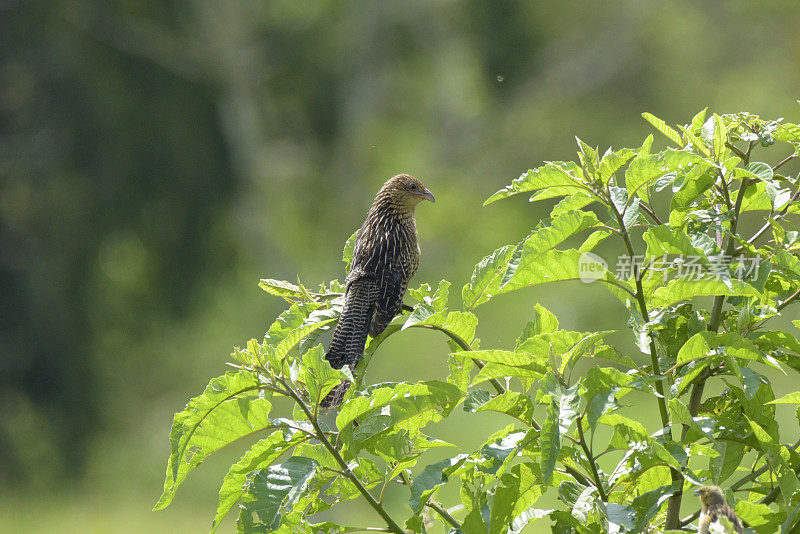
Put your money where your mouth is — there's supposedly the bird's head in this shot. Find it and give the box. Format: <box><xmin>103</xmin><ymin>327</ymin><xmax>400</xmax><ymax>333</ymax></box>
<box><xmin>381</xmin><ymin>174</ymin><xmax>435</xmax><ymax>208</ymax></box>
<box><xmin>694</xmin><ymin>485</ymin><xmax>726</xmax><ymax>507</ymax></box>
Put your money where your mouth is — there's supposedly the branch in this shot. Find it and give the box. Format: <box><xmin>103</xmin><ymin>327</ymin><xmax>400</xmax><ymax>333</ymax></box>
<box><xmin>773</xmin><ymin>152</ymin><xmax>798</xmax><ymax>171</ymax></box>
<box><xmin>638</xmin><ymin>201</ymin><xmax>663</xmax><ymax>225</ymax></box>
<box><xmin>415</xmin><ymin>323</ymin><xmax>509</xmax><ymax>399</ymax></box>
<box><xmin>576</xmin><ymin>415</ymin><xmax>608</xmax><ymax>501</ymax></box>
<box><xmin>607</xmin><ymin>189</ymin><xmax>684</xmax><ymax>529</ymax></box>
<box><xmin>741</xmin><ymin>176</ymin><xmax>800</xmax><ymax>249</ymax></box>
<box><xmin>276</xmin><ymin>377</ymin><xmax>406</xmax><ymax>534</ymax></box>
<box><xmin>398</xmin><ymin>471</ymin><xmax>461</xmax><ymax>530</ymax></box>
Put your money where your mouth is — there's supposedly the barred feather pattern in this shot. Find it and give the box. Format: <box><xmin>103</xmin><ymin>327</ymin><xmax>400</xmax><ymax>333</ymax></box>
<box><xmin>697</xmin><ymin>486</ymin><xmax>743</xmax><ymax>534</ymax></box>
<box><xmin>322</xmin><ymin>174</ymin><xmax>431</xmax><ymax>407</ymax></box>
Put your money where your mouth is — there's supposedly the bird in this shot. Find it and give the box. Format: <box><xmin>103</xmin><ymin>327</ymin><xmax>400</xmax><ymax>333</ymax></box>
<box><xmin>321</xmin><ymin>174</ymin><xmax>435</xmax><ymax>407</ymax></box>
<box><xmin>695</xmin><ymin>485</ymin><xmax>743</xmax><ymax>534</ymax></box>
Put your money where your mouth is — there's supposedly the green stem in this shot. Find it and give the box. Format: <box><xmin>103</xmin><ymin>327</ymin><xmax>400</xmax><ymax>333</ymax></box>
<box><xmin>416</xmin><ymin>323</ymin><xmax>509</xmax><ymax>399</ymax></box>
<box><xmin>277</xmin><ymin>377</ymin><xmax>406</xmax><ymax>534</ymax></box>
<box><xmin>607</xmin><ymin>189</ymin><xmax>682</xmax><ymax>527</ymax></box>
<box><xmin>576</xmin><ymin>415</ymin><xmax>608</xmax><ymax>501</ymax></box>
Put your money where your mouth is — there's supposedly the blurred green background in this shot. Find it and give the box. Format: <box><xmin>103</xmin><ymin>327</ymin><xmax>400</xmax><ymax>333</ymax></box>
<box><xmin>2</xmin><ymin>1</ymin><xmax>800</xmax><ymax>531</ymax></box>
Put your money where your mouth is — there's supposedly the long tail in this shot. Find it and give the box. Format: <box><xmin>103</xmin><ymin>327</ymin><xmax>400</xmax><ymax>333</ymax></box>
<box><xmin>321</xmin><ymin>278</ymin><xmax>377</xmax><ymax>407</ymax></box>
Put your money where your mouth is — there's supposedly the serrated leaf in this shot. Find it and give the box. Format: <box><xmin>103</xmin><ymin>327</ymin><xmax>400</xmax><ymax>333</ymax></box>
<box><xmin>464</xmin><ymin>389</ymin><xmax>536</xmax><ymax>425</ymax></box>
<box><xmin>298</xmin><ymin>345</ymin><xmax>353</xmax><ymax>406</ymax></box>
<box><xmin>156</xmin><ymin>371</ymin><xmax>267</xmax><ymax>510</ymax></box>
<box><xmin>491</xmin><ymin>463</ymin><xmax>544</xmax><ymax>534</ymax></box>
<box><xmin>540</xmin><ymin>400</ymin><xmax>562</xmax><ymax>485</ymax></box>
<box><xmin>342</xmin><ymin>230</ymin><xmax>357</xmax><ymax>271</ymax></box>
<box><xmin>211</xmin><ymin>429</ymin><xmax>308</xmax><ymax>532</ymax></box>
<box><xmin>710</xmin><ymin>440</ymin><xmax>744</xmax><ymax>484</ymax></box>
<box><xmin>597</xmin><ymin>147</ymin><xmax>636</xmax><ymax>185</ymax></box>
<box><xmin>409</xmin><ymin>455</ymin><xmax>468</xmax><ymax>512</ymax></box>
<box><xmin>625</xmin><ymin>149</ymin><xmax>709</xmax><ymax>203</ymax></box>
<box><xmin>259</xmin><ymin>279</ymin><xmax>304</xmax><ymax>300</ymax></box>
<box><xmin>650</xmin><ymin>278</ymin><xmax>760</xmax><ymax>310</ymax></box>
<box><xmin>237</xmin><ymin>456</ymin><xmax>317</xmax><ymax>531</ymax></box>
<box><xmin>768</xmin><ymin>392</ymin><xmax>800</xmax><ymax>405</ymax></box>
<box><xmin>734</xmin><ymin>500</ymin><xmax>772</xmax><ymax>527</ymax></box>
<box><xmin>642</xmin><ymin>112</ymin><xmax>683</xmax><ymax>145</ymax></box>
<box><xmin>499</xmin><ymin>211</ymin><xmax>601</xmax><ymax>288</ymax></box>
<box><xmin>485</xmin><ymin>161</ymin><xmax>587</xmax><ymax>205</ymax></box>
<box><xmin>462</xmin><ymin>245</ymin><xmax>517</xmax><ymax>309</ymax></box>
<box><xmin>336</xmin><ymin>381</ymin><xmax>464</xmax><ymax>452</ymax></box>
<box><xmin>642</xmin><ymin>225</ymin><xmax>711</xmax><ymax>262</ymax></box>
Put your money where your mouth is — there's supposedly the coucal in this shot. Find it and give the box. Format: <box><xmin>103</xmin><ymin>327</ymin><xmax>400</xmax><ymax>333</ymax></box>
<box><xmin>695</xmin><ymin>485</ymin><xmax>743</xmax><ymax>534</ymax></box>
<box><xmin>321</xmin><ymin>174</ymin><xmax>434</xmax><ymax>407</ymax></box>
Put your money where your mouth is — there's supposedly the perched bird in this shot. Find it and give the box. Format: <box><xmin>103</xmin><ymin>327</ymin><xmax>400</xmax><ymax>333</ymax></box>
<box><xmin>695</xmin><ymin>485</ymin><xmax>743</xmax><ymax>534</ymax></box>
<box><xmin>321</xmin><ymin>174</ymin><xmax>435</xmax><ymax>407</ymax></box>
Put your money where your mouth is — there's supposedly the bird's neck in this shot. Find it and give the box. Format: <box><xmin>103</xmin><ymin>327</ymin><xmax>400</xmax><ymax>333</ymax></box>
<box><xmin>369</xmin><ymin>196</ymin><xmax>416</xmax><ymax>226</ymax></box>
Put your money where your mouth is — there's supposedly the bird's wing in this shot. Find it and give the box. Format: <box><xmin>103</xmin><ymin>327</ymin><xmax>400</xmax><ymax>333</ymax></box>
<box><xmin>325</xmin><ymin>271</ymin><xmax>379</xmax><ymax>371</ymax></box>
<box><xmin>369</xmin><ymin>268</ymin><xmax>408</xmax><ymax>338</ymax></box>
<box><xmin>706</xmin><ymin>504</ymin><xmax>744</xmax><ymax>534</ymax></box>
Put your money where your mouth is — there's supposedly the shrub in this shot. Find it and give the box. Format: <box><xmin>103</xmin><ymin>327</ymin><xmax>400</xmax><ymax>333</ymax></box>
<box><xmin>156</xmin><ymin>109</ymin><xmax>800</xmax><ymax>533</ymax></box>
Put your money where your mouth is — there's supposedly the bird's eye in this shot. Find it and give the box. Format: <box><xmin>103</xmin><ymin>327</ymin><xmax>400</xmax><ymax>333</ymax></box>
<box><xmin>407</xmin><ymin>182</ymin><xmax>418</xmax><ymax>190</ymax></box>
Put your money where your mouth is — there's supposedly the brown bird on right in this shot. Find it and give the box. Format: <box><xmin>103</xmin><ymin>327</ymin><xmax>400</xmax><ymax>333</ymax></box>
<box><xmin>321</xmin><ymin>174</ymin><xmax>435</xmax><ymax>407</ymax></box>
<box><xmin>695</xmin><ymin>485</ymin><xmax>744</xmax><ymax>534</ymax></box>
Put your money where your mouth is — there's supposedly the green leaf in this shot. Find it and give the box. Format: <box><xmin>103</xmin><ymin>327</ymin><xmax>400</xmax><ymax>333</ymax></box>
<box><xmin>550</xmin><ymin>192</ymin><xmax>596</xmax><ymax>217</ymax></box>
<box><xmin>676</xmin><ymin>331</ymin><xmax>780</xmax><ymax>372</ymax></box>
<box><xmin>211</xmin><ymin>429</ymin><xmax>308</xmax><ymax>532</ymax></box>
<box><xmin>336</xmin><ymin>381</ymin><xmax>464</xmax><ymax>451</ymax></box>
<box><xmin>599</xmin><ymin>502</ymin><xmax>637</xmax><ymax>532</ymax></box>
<box><xmin>484</xmin><ymin>161</ymin><xmax>586</xmax><ymax>205</ymax></box>
<box><xmin>768</xmin><ymin>392</ymin><xmax>800</xmax><ymax>405</ymax></box>
<box><xmin>237</xmin><ymin>456</ymin><xmax>317</xmax><ymax>531</ymax></box>
<box><xmin>155</xmin><ymin>371</ymin><xmax>267</xmax><ymax>510</ymax></box>
<box><xmin>298</xmin><ymin>345</ymin><xmax>353</xmax><ymax>407</ymax></box>
<box><xmin>743</xmin><ymin>161</ymin><xmax>774</xmax><ymax>183</ymax></box>
<box><xmin>625</xmin><ymin>149</ymin><xmax>709</xmax><ymax>203</ymax></box>
<box><xmin>516</xmin><ymin>303</ymin><xmax>560</xmax><ymax>345</ymax></box>
<box><xmin>540</xmin><ymin>400</ymin><xmax>561</xmax><ymax>485</ymax></box>
<box><xmin>642</xmin><ymin>225</ymin><xmax>711</xmax><ymax>261</ymax></box>
<box><xmin>650</xmin><ymin>278</ymin><xmax>760</xmax><ymax>310</ymax></box>
<box><xmin>490</xmin><ymin>463</ymin><xmax>544</xmax><ymax>534</ymax></box>
<box><xmin>576</xmin><ymin>137</ymin><xmax>599</xmax><ymax>177</ymax></box>
<box><xmin>259</xmin><ymin>279</ymin><xmax>305</xmax><ymax>301</ymax></box>
<box><xmin>586</xmin><ymin>388</ymin><xmax>617</xmax><ymax>430</ymax></box>
<box><xmin>670</xmin><ymin>168</ymin><xmax>715</xmax><ymax>210</ymax></box>
<box><xmin>734</xmin><ymin>500</ymin><xmax>772</xmax><ymax>527</ymax></box>
<box><xmin>409</xmin><ymin>455</ymin><xmax>468</xmax><ymax>513</ymax></box>
<box><xmin>642</xmin><ymin>112</ymin><xmax>683</xmax><ymax>145</ymax></box>
<box><xmin>597</xmin><ymin>147</ymin><xmax>636</xmax><ymax>185</ymax></box>
<box><xmin>499</xmin><ymin>211</ymin><xmax>601</xmax><ymax>288</ymax></box>
<box><xmin>462</xmin><ymin>245</ymin><xmax>517</xmax><ymax>309</ymax></box>
<box><xmin>709</xmin><ymin>440</ymin><xmax>744</xmax><ymax>484</ymax></box>
<box><xmin>404</xmin><ymin>309</ymin><xmax>478</xmax><ymax>348</ymax></box>
<box><xmin>631</xmin><ymin>483</ymin><xmax>682</xmax><ymax>530</ymax></box>
<box><xmin>342</xmin><ymin>230</ymin><xmax>358</xmax><ymax>271</ymax></box>
<box><xmin>268</xmin><ymin>318</ymin><xmax>335</xmax><ymax>367</ymax></box>
<box><xmin>712</xmin><ymin>114</ymin><xmax>727</xmax><ymax>159</ymax></box>
<box><xmin>464</xmin><ymin>389</ymin><xmax>536</xmax><ymax>425</ymax></box>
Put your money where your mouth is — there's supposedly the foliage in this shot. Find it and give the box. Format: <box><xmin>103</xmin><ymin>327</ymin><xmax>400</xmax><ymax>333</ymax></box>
<box><xmin>157</xmin><ymin>110</ymin><xmax>800</xmax><ymax>533</ymax></box>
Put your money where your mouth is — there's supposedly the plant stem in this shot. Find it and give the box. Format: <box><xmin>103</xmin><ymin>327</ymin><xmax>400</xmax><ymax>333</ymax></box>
<box><xmin>741</xmin><ymin>176</ymin><xmax>800</xmax><ymax>250</ymax></box>
<box><xmin>576</xmin><ymin>415</ymin><xmax>608</xmax><ymax>501</ymax></box>
<box><xmin>608</xmin><ymin>193</ymin><xmax>684</xmax><ymax>528</ymax></box>
<box><xmin>417</xmin><ymin>323</ymin><xmax>509</xmax><ymax>399</ymax></box>
<box><xmin>398</xmin><ymin>471</ymin><xmax>461</xmax><ymax>530</ymax></box>
<box><xmin>277</xmin><ymin>377</ymin><xmax>406</xmax><ymax>534</ymax></box>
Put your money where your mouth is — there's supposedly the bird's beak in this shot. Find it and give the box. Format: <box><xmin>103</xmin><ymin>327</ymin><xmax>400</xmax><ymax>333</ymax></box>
<box><xmin>693</xmin><ymin>489</ymin><xmax>701</xmax><ymax>496</ymax></box>
<box><xmin>422</xmin><ymin>188</ymin><xmax>435</xmax><ymax>203</ymax></box>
